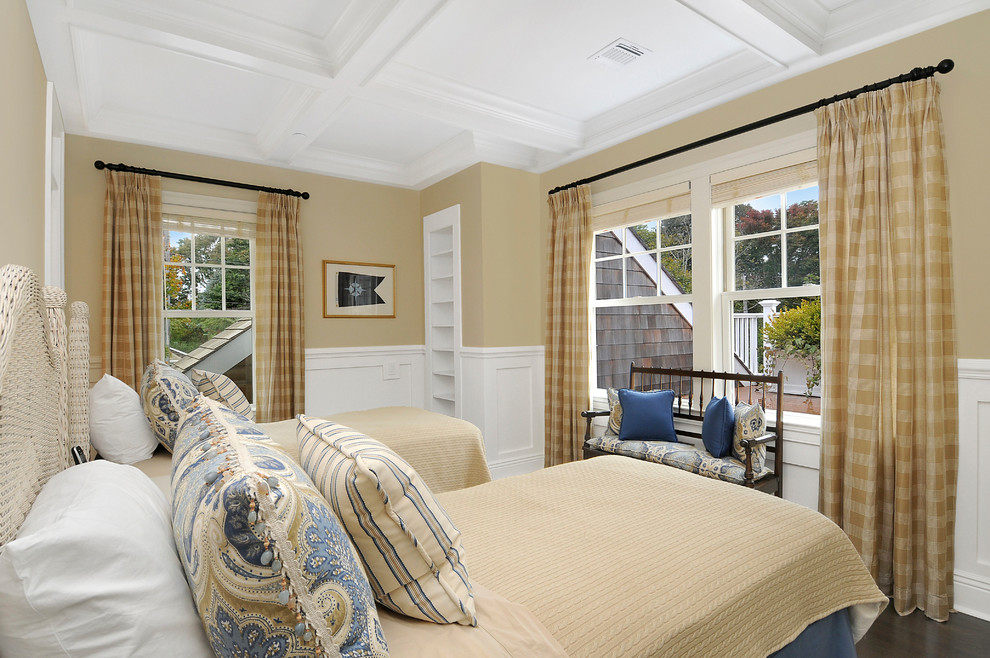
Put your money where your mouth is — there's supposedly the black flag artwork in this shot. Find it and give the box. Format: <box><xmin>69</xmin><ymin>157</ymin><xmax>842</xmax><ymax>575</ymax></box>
<box><xmin>337</xmin><ymin>272</ymin><xmax>386</xmax><ymax>307</ymax></box>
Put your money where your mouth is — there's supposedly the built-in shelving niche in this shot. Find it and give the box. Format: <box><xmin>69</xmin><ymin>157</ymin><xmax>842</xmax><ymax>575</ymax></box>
<box><xmin>423</xmin><ymin>205</ymin><xmax>461</xmax><ymax>417</ymax></box>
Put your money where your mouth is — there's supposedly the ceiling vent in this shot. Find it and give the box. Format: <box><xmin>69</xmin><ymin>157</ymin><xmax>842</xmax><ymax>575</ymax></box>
<box><xmin>590</xmin><ymin>38</ymin><xmax>650</xmax><ymax>69</ymax></box>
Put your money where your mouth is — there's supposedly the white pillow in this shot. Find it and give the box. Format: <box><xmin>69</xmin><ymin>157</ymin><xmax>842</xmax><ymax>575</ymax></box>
<box><xmin>89</xmin><ymin>373</ymin><xmax>158</xmax><ymax>463</ymax></box>
<box><xmin>0</xmin><ymin>461</ymin><xmax>212</xmax><ymax>657</ymax></box>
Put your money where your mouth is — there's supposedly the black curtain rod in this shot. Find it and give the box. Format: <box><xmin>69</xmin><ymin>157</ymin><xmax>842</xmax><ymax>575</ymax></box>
<box><xmin>548</xmin><ymin>58</ymin><xmax>955</xmax><ymax>196</ymax></box>
<box><xmin>94</xmin><ymin>160</ymin><xmax>310</xmax><ymax>199</ymax></box>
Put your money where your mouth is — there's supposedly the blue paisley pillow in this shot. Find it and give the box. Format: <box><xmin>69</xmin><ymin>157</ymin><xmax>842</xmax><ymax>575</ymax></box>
<box><xmin>139</xmin><ymin>360</ymin><xmax>199</xmax><ymax>452</ymax></box>
<box><xmin>171</xmin><ymin>398</ymin><xmax>389</xmax><ymax>658</ymax></box>
<box><xmin>733</xmin><ymin>401</ymin><xmax>767</xmax><ymax>472</ymax></box>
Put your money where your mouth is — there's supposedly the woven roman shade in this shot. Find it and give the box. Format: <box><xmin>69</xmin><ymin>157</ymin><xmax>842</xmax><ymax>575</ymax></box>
<box><xmin>591</xmin><ymin>182</ymin><xmax>690</xmax><ymax>231</ymax></box>
<box><xmin>711</xmin><ymin>160</ymin><xmax>817</xmax><ymax>208</ymax></box>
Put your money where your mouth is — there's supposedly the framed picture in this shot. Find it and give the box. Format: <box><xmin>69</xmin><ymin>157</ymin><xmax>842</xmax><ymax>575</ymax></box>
<box><xmin>323</xmin><ymin>260</ymin><xmax>395</xmax><ymax>318</ymax></box>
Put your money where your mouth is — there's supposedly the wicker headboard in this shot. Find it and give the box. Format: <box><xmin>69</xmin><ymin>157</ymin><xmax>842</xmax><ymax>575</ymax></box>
<box><xmin>0</xmin><ymin>265</ymin><xmax>90</xmax><ymax>546</ymax></box>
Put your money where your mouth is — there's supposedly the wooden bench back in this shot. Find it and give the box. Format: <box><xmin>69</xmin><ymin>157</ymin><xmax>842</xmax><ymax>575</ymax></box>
<box><xmin>628</xmin><ymin>364</ymin><xmax>785</xmax><ymax>476</ymax></box>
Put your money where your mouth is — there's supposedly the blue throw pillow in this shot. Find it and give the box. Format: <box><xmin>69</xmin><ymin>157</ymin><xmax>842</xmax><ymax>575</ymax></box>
<box><xmin>702</xmin><ymin>396</ymin><xmax>735</xmax><ymax>458</ymax></box>
<box><xmin>617</xmin><ymin>388</ymin><xmax>677</xmax><ymax>442</ymax></box>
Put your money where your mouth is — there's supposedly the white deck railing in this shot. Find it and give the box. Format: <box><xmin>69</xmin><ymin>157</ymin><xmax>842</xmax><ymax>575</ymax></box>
<box><xmin>733</xmin><ymin>300</ymin><xmax>779</xmax><ymax>375</ymax></box>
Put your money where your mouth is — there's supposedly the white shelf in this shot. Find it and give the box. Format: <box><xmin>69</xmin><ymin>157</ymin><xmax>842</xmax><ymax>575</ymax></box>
<box><xmin>424</xmin><ymin>206</ymin><xmax>461</xmax><ymax>418</ymax></box>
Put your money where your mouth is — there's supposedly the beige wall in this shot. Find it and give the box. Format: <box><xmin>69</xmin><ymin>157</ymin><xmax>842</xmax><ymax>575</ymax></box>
<box><xmin>421</xmin><ymin>163</ymin><xmax>542</xmax><ymax>347</ymax></box>
<box><xmin>421</xmin><ymin>164</ymin><xmax>484</xmax><ymax>345</ymax></box>
<box><xmin>540</xmin><ymin>10</ymin><xmax>990</xmax><ymax>360</ymax></box>
<box><xmin>64</xmin><ymin>135</ymin><xmax>423</xmax><ymax>362</ymax></box>
<box><xmin>1</xmin><ymin>0</ymin><xmax>47</xmax><ymax>275</ymax></box>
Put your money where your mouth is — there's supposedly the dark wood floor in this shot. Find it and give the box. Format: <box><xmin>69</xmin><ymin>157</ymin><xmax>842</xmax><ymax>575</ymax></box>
<box><xmin>857</xmin><ymin>603</ymin><xmax>990</xmax><ymax>657</ymax></box>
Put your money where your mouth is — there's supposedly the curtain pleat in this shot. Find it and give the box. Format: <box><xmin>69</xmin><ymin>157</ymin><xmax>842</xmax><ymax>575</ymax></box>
<box><xmin>254</xmin><ymin>192</ymin><xmax>305</xmax><ymax>423</ymax></box>
<box><xmin>545</xmin><ymin>186</ymin><xmax>592</xmax><ymax>466</ymax></box>
<box><xmin>101</xmin><ymin>171</ymin><xmax>163</xmax><ymax>389</ymax></box>
<box><xmin>817</xmin><ymin>77</ymin><xmax>958</xmax><ymax>621</ymax></box>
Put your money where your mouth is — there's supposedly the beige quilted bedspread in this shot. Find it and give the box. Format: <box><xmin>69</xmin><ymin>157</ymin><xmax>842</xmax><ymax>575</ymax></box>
<box><xmin>261</xmin><ymin>406</ymin><xmax>492</xmax><ymax>494</ymax></box>
<box><xmin>437</xmin><ymin>455</ymin><xmax>887</xmax><ymax>658</ymax></box>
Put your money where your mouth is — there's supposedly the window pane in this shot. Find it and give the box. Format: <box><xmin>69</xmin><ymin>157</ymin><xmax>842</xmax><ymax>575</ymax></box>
<box><xmin>196</xmin><ymin>266</ymin><xmax>223</xmax><ymax>310</ymax></box>
<box><xmin>660</xmin><ymin>214</ymin><xmax>691</xmax><ymax>248</ymax></box>
<box><xmin>195</xmin><ymin>234</ymin><xmax>222</xmax><ymax>265</ymax></box>
<box><xmin>785</xmin><ymin>186</ymin><xmax>819</xmax><ymax>228</ymax></box>
<box><xmin>735</xmin><ymin>194</ymin><xmax>781</xmax><ymax>236</ymax></box>
<box><xmin>625</xmin><ymin>223</ymin><xmax>656</xmax><ymax>252</ymax></box>
<box><xmin>165</xmin><ymin>231</ymin><xmax>191</xmax><ymax>263</ymax></box>
<box><xmin>595</xmin><ymin>231</ymin><xmax>621</xmax><ymax>259</ymax></box>
<box><xmin>730</xmin><ymin>296</ymin><xmax>821</xmax><ymax>415</ymax></box>
<box><xmin>595</xmin><ymin>257</ymin><xmax>623</xmax><ymax>300</ymax></box>
<box><xmin>226</xmin><ymin>268</ymin><xmax>251</xmax><ymax>310</ymax></box>
<box><xmin>735</xmin><ymin>235</ymin><xmax>781</xmax><ymax>290</ymax></box>
<box><xmin>165</xmin><ymin>264</ymin><xmax>191</xmax><ymax>310</ymax></box>
<box><xmin>595</xmin><ymin>303</ymin><xmax>694</xmax><ymax>389</ymax></box>
<box><xmin>786</xmin><ymin>228</ymin><xmax>820</xmax><ymax>286</ymax></box>
<box><xmin>226</xmin><ymin>237</ymin><xmax>251</xmax><ymax>266</ymax></box>
<box><xmin>625</xmin><ymin>254</ymin><xmax>657</xmax><ymax>298</ymax></box>
<box><xmin>165</xmin><ymin>317</ymin><xmax>253</xmax><ymax>403</ymax></box>
<box><xmin>661</xmin><ymin>248</ymin><xmax>692</xmax><ymax>294</ymax></box>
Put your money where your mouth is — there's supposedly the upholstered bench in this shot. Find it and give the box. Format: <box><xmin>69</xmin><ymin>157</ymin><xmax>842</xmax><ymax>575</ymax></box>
<box><xmin>582</xmin><ymin>365</ymin><xmax>785</xmax><ymax>496</ymax></box>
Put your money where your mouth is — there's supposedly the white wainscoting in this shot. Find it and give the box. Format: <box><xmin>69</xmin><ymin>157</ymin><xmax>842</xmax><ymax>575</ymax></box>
<box><xmin>304</xmin><ymin>346</ymin><xmax>426</xmax><ymax>417</ymax></box>
<box><xmin>303</xmin><ymin>345</ymin><xmax>546</xmax><ymax>480</ymax></box>
<box><xmin>955</xmin><ymin>358</ymin><xmax>990</xmax><ymax>621</ymax></box>
<box><xmin>461</xmin><ymin>346</ymin><xmax>545</xmax><ymax>479</ymax></box>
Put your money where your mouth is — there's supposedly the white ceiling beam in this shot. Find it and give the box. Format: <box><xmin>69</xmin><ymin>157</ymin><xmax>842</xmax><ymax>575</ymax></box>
<box><xmin>269</xmin><ymin>0</ymin><xmax>451</xmax><ymax>164</ymax></box>
<box><xmin>322</xmin><ymin>0</ymin><xmax>400</xmax><ymax>73</ymax></box>
<box><xmin>360</xmin><ymin>63</ymin><xmax>584</xmax><ymax>154</ymax></box>
<box><xmin>678</xmin><ymin>0</ymin><xmax>823</xmax><ymax>61</ymax></box>
<box><xmin>67</xmin><ymin>0</ymin><xmax>336</xmax><ymax>86</ymax></box>
<box><xmin>739</xmin><ymin>0</ymin><xmax>829</xmax><ymax>54</ymax></box>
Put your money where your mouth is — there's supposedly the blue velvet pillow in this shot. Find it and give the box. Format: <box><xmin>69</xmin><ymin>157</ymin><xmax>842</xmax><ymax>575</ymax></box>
<box><xmin>702</xmin><ymin>396</ymin><xmax>735</xmax><ymax>458</ymax></box>
<box><xmin>617</xmin><ymin>388</ymin><xmax>677</xmax><ymax>442</ymax></box>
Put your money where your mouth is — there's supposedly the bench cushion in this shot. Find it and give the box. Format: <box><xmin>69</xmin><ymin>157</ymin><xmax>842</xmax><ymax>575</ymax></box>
<box><xmin>586</xmin><ymin>436</ymin><xmax>770</xmax><ymax>485</ymax></box>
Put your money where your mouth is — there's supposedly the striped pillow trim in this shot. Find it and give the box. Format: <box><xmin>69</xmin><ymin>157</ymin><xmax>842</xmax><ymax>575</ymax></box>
<box><xmin>189</xmin><ymin>369</ymin><xmax>254</xmax><ymax>421</ymax></box>
<box><xmin>296</xmin><ymin>416</ymin><xmax>476</xmax><ymax>626</ymax></box>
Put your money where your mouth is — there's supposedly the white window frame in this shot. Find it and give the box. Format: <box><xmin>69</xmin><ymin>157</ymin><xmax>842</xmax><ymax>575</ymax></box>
<box><xmin>590</xmin><ymin>210</ymin><xmax>695</xmax><ymax>393</ymax></box>
<box><xmin>161</xmin><ymin>192</ymin><xmax>258</xmax><ymax>392</ymax></box>
<box><xmin>588</xmin><ymin>131</ymin><xmax>821</xmax><ymax>428</ymax></box>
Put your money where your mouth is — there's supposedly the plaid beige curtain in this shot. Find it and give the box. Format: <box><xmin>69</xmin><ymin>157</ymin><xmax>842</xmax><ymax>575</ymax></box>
<box><xmin>545</xmin><ymin>186</ymin><xmax>592</xmax><ymax>466</ymax></box>
<box><xmin>254</xmin><ymin>192</ymin><xmax>305</xmax><ymax>423</ymax></box>
<box><xmin>101</xmin><ymin>171</ymin><xmax>163</xmax><ymax>389</ymax></box>
<box><xmin>817</xmin><ymin>78</ymin><xmax>958</xmax><ymax>622</ymax></box>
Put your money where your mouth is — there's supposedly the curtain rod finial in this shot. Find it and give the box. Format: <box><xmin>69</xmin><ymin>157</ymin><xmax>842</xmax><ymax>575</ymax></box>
<box><xmin>302</xmin><ymin>192</ymin><xmax>310</xmax><ymax>200</ymax></box>
<box><xmin>94</xmin><ymin>160</ymin><xmax>106</xmax><ymax>170</ymax></box>
<box><xmin>937</xmin><ymin>59</ymin><xmax>954</xmax><ymax>74</ymax></box>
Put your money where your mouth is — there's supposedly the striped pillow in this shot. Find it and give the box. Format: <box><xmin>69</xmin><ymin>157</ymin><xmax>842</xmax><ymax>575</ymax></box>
<box><xmin>296</xmin><ymin>416</ymin><xmax>477</xmax><ymax>626</ymax></box>
<box><xmin>189</xmin><ymin>369</ymin><xmax>253</xmax><ymax>420</ymax></box>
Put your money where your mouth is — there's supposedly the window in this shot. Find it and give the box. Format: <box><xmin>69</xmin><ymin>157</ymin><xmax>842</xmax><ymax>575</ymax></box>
<box><xmin>589</xmin><ymin>148</ymin><xmax>822</xmax><ymax>419</ymax></box>
<box><xmin>591</xmin><ymin>184</ymin><xmax>693</xmax><ymax>390</ymax></box>
<box><xmin>161</xmin><ymin>194</ymin><xmax>257</xmax><ymax>402</ymax></box>
<box><xmin>722</xmin><ymin>182</ymin><xmax>821</xmax><ymax>415</ymax></box>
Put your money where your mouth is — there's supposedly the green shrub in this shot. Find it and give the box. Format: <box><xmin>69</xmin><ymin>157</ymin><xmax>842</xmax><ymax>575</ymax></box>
<box><xmin>763</xmin><ymin>298</ymin><xmax>821</xmax><ymax>397</ymax></box>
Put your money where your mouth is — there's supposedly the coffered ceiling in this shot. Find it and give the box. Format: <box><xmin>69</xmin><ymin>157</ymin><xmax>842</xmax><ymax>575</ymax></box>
<box><xmin>26</xmin><ymin>0</ymin><xmax>988</xmax><ymax>189</ymax></box>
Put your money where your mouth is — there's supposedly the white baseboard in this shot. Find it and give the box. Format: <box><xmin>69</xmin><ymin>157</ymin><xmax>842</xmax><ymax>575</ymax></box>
<box><xmin>954</xmin><ymin>570</ymin><xmax>990</xmax><ymax>621</ymax></box>
<box><xmin>489</xmin><ymin>454</ymin><xmax>545</xmax><ymax>480</ymax></box>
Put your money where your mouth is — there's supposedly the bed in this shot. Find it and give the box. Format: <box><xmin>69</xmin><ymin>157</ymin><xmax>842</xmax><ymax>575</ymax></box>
<box><xmin>0</xmin><ymin>265</ymin><xmax>887</xmax><ymax>657</ymax></box>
